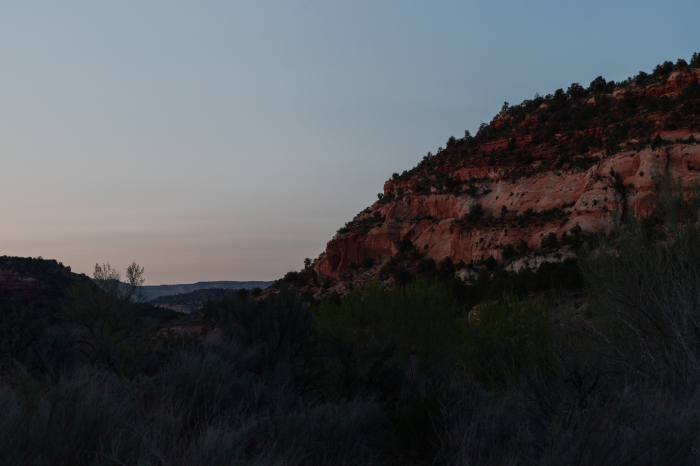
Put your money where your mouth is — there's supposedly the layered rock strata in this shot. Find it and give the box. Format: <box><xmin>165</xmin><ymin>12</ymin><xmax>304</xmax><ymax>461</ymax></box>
<box><xmin>300</xmin><ymin>66</ymin><xmax>700</xmax><ymax>295</ymax></box>
<box><xmin>317</xmin><ymin>134</ymin><xmax>700</xmax><ymax>277</ymax></box>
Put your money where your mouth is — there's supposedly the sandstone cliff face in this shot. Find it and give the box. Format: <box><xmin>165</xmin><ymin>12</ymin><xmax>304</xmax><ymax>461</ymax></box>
<box><xmin>306</xmin><ymin>66</ymin><xmax>700</xmax><ymax>294</ymax></box>
<box><xmin>317</xmin><ymin>135</ymin><xmax>700</xmax><ymax>278</ymax></box>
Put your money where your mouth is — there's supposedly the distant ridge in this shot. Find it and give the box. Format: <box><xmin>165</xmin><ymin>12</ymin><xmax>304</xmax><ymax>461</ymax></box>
<box><xmin>142</xmin><ymin>281</ymin><xmax>273</xmax><ymax>301</ymax></box>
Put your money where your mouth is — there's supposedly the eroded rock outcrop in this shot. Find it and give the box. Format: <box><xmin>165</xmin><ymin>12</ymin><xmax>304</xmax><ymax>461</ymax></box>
<box><xmin>317</xmin><ymin>135</ymin><xmax>700</xmax><ymax>278</ymax></box>
<box><xmin>297</xmin><ymin>65</ymin><xmax>700</xmax><ymax>296</ymax></box>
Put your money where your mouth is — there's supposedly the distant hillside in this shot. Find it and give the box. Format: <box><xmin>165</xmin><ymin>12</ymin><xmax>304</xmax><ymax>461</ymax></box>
<box><xmin>0</xmin><ymin>255</ymin><xmax>91</xmax><ymax>313</ymax></box>
<box><xmin>150</xmin><ymin>288</ymin><xmax>246</xmax><ymax>314</ymax></box>
<box><xmin>142</xmin><ymin>281</ymin><xmax>272</xmax><ymax>301</ymax></box>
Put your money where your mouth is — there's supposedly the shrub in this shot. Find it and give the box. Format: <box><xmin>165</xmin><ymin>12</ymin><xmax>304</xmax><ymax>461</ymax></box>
<box><xmin>158</xmin><ymin>309</ymin><xmax>179</xmax><ymax>324</ymax></box>
<box><xmin>517</xmin><ymin>239</ymin><xmax>529</xmax><ymax>255</ymax></box>
<box><xmin>556</xmin><ymin>154</ymin><xmax>571</xmax><ymax>168</ymax></box>
<box><xmin>435</xmin><ymin>388</ymin><xmax>538</xmax><ymax>465</ymax></box>
<box><xmin>551</xmin><ymin>257</ymin><xmax>582</xmax><ymax>289</ymax></box>
<box><xmin>580</xmin><ymin>174</ymin><xmax>700</xmax><ymax>387</ymax></box>
<box><xmin>567</xmin><ymin>82</ymin><xmax>588</xmax><ymax>100</ymax></box>
<box><xmin>541</xmin><ymin>232</ymin><xmax>559</xmax><ymax>249</ymax></box>
<box><xmin>265</xmin><ymin>399</ymin><xmax>388</xmax><ymax>463</ymax></box>
<box><xmin>466</xmin><ymin>203</ymin><xmax>483</xmax><ymax>223</ymax></box>
<box><xmin>636</xmin><ymin>70</ymin><xmax>650</xmax><ymax>85</ymax></box>
<box><xmin>588</xmin><ymin>76</ymin><xmax>607</xmax><ymax>94</ymax></box>
<box><xmin>654</xmin><ymin>60</ymin><xmax>674</xmax><ymax>77</ymax></box>
<box><xmin>437</xmin><ymin>258</ymin><xmax>455</xmax><ymax>281</ymax></box>
<box><xmin>283</xmin><ymin>270</ymin><xmax>299</xmax><ymax>283</ymax></box>
<box><xmin>235</xmin><ymin>287</ymin><xmax>249</xmax><ymax>301</ymax></box>
<box><xmin>501</xmin><ymin>244</ymin><xmax>517</xmax><ymax>260</ymax></box>
<box><xmin>483</xmin><ymin>256</ymin><xmax>498</xmax><ymax>271</ymax></box>
<box><xmin>0</xmin><ymin>365</ymin><xmax>139</xmax><ymax>465</ymax></box>
<box><xmin>681</xmin><ymin>80</ymin><xmax>700</xmax><ymax>100</ymax></box>
<box><xmin>463</xmin><ymin>297</ymin><xmax>551</xmax><ymax>388</ymax></box>
<box><xmin>691</xmin><ymin>52</ymin><xmax>700</xmax><ymax>68</ymax></box>
<box><xmin>416</xmin><ymin>258</ymin><xmax>437</xmax><ymax>275</ymax></box>
<box><xmin>397</xmin><ymin>239</ymin><xmax>413</xmax><ymax>254</ymax></box>
<box><xmin>0</xmin><ymin>304</ymin><xmax>51</xmax><ymax>372</ymax></box>
<box><xmin>541</xmin><ymin>388</ymin><xmax>700</xmax><ymax>465</ymax></box>
<box><xmin>645</xmin><ymin>96</ymin><xmax>659</xmax><ymax>112</ymax></box>
<box><xmin>394</xmin><ymin>266</ymin><xmax>413</xmax><ymax>286</ymax></box>
<box><xmin>203</xmin><ymin>287</ymin><xmax>319</xmax><ymax>390</ymax></box>
<box><xmin>317</xmin><ymin>281</ymin><xmax>462</xmax><ymax>378</ymax></box>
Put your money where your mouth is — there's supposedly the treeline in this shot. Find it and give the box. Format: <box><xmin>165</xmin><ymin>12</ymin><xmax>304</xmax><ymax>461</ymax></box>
<box><xmin>386</xmin><ymin>51</ymin><xmax>700</xmax><ymax>183</ymax></box>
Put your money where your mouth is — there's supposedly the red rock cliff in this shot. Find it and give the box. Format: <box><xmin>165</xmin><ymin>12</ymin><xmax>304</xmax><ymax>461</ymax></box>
<box><xmin>302</xmin><ymin>65</ymin><xmax>700</xmax><ymax>294</ymax></box>
<box><xmin>317</xmin><ymin>136</ymin><xmax>700</xmax><ymax>278</ymax></box>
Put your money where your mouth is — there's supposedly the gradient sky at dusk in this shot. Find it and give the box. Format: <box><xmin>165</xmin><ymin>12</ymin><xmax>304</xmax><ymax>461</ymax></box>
<box><xmin>2</xmin><ymin>1</ymin><xmax>698</xmax><ymax>284</ymax></box>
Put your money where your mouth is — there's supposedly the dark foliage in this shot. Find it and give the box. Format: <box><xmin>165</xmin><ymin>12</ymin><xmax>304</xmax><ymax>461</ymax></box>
<box><xmin>541</xmin><ymin>232</ymin><xmax>559</xmax><ymax>249</ymax></box>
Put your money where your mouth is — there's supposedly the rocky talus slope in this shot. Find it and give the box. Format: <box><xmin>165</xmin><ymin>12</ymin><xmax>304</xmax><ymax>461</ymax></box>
<box><xmin>279</xmin><ymin>64</ymin><xmax>700</xmax><ymax>297</ymax></box>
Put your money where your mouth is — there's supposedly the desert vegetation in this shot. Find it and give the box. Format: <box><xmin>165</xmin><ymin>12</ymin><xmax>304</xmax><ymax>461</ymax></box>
<box><xmin>372</xmin><ymin>52</ymin><xmax>700</xmax><ymax>188</ymax></box>
<box><xmin>2</xmin><ymin>174</ymin><xmax>700</xmax><ymax>465</ymax></box>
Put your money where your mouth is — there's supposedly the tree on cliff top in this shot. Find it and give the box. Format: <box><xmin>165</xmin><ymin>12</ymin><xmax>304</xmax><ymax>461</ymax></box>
<box><xmin>65</xmin><ymin>261</ymin><xmax>145</xmax><ymax>375</ymax></box>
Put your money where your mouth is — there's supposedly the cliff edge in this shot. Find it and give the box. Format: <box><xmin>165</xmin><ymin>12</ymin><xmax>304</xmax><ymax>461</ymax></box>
<box><xmin>281</xmin><ymin>59</ymin><xmax>700</xmax><ymax>297</ymax></box>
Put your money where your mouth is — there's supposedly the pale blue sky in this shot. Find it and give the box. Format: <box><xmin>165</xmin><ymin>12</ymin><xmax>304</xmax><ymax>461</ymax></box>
<box><xmin>1</xmin><ymin>1</ymin><xmax>698</xmax><ymax>284</ymax></box>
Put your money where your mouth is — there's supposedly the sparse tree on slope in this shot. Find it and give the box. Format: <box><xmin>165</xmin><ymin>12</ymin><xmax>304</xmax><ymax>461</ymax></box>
<box><xmin>65</xmin><ymin>261</ymin><xmax>145</xmax><ymax>375</ymax></box>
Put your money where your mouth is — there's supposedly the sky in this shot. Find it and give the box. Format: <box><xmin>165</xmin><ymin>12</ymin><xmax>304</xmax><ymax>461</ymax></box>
<box><xmin>1</xmin><ymin>1</ymin><xmax>698</xmax><ymax>285</ymax></box>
